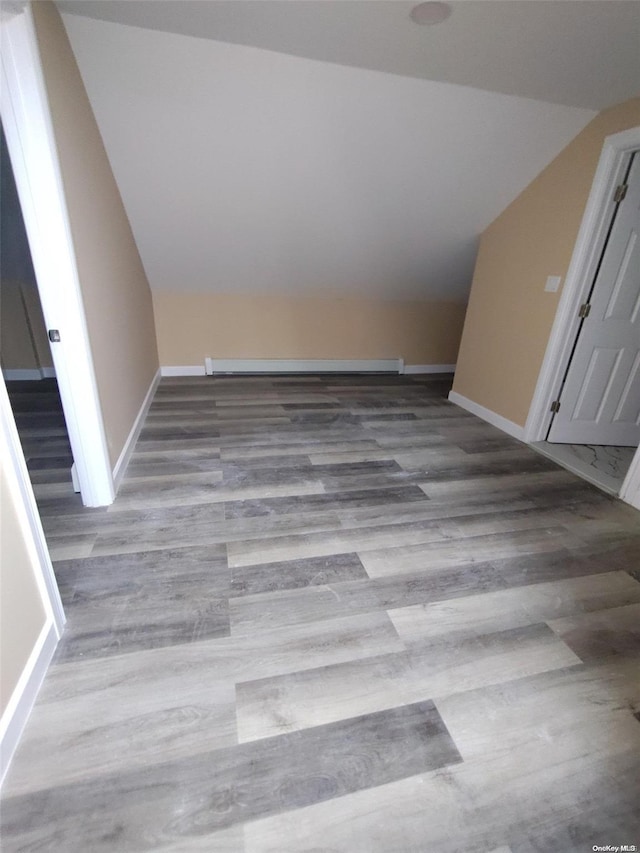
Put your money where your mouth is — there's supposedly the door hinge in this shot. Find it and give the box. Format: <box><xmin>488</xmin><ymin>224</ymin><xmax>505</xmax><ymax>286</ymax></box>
<box><xmin>550</xmin><ymin>400</ymin><xmax>561</xmax><ymax>413</ymax></box>
<box><xmin>48</xmin><ymin>329</ymin><xmax>61</xmax><ymax>342</ymax></box>
<box><xmin>614</xmin><ymin>183</ymin><xmax>628</xmax><ymax>203</ymax></box>
<box><xmin>578</xmin><ymin>302</ymin><xmax>591</xmax><ymax>319</ymax></box>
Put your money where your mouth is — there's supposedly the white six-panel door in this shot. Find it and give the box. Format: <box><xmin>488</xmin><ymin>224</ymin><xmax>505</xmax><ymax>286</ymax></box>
<box><xmin>548</xmin><ymin>152</ymin><xmax>640</xmax><ymax>446</ymax></box>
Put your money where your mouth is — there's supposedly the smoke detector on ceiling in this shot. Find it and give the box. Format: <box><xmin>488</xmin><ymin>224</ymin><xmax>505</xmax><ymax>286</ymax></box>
<box><xmin>410</xmin><ymin>2</ymin><xmax>452</xmax><ymax>26</ymax></box>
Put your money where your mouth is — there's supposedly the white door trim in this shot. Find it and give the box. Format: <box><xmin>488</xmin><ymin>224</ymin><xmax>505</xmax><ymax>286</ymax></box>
<box><xmin>0</xmin><ymin>377</ymin><xmax>65</xmax><ymax>632</ymax></box>
<box><xmin>0</xmin><ymin>620</ymin><xmax>58</xmax><ymax>784</ymax></box>
<box><xmin>523</xmin><ymin>126</ymin><xmax>640</xmax><ymax>507</ymax></box>
<box><xmin>1</xmin><ymin>4</ymin><xmax>114</xmax><ymax>507</ymax></box>
<box><xmin>0</xmin><ymin>377</ymin><xmax>64</xmax><ymax>782</ymax></box>
<box><xmin>620</xmin><ymin>446</ymin><xmax>640</xmax><ymax>509</ymax></box>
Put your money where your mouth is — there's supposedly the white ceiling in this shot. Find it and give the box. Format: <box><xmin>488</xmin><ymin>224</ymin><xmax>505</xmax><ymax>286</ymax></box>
<box><xmin>57</xmin><ymin>0</ymin><xmax>640</xmax><ymax>110</ymax></box>
<box><xmin>60</xmin><ymin>13</ymin><xmax>595</xmax><ymax>301</ymax></box>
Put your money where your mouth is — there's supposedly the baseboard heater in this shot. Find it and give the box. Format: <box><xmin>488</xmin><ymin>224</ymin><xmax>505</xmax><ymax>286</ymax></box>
<box><xmin>204</xmin><ymin>358</ymin><xmax>404</xmax><ymax>375</ymax></box>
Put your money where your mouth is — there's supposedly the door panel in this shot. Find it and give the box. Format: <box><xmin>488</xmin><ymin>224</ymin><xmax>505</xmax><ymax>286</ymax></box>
<box><xmin>614</xmin><ymin>352</ymin><xmax>640</xmax><ymax>423</ymax></box>
<box><xmin>604</xmin><ymin>231</ymin><xmax>637</xmax><ymax>319</ymax></box>
<box><xmin>548</xmin><ymin>151</ymin><xmax>640</xmax><ymax>446</ymax></box>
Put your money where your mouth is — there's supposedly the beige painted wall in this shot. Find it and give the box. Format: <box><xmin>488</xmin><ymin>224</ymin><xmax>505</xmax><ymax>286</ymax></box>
<box><xmin>453</xmin><ymin>97</ymin><xmax>640</xmax><ymax>427</ymax></box>
<box><xmin>20</xmin><ymin>282</ymin><xmax>53</xmax><ymax>370</ymax></box>
<box><xmin>32</xmin><ymin>1</ymin><xmax>159</xmax><ymax>466</ymax></box>
<box><xmin>1</xmin><ymin>281</ymin><xmax>39</xmax><ymax>372</ymax></box>
<box><xmin>0</xmin><ymin>463</ymin><xmax>48</xmax><ymax>716</ymax></box>
<box><xmin>153</xmin><ymin>292</ymin><xmax>467</xmax><ymax>366</ymax></box>
<box><xmin>1</xmin><ymin>280</ymin><xmax>53</xmax><ymax>373</ymax></box>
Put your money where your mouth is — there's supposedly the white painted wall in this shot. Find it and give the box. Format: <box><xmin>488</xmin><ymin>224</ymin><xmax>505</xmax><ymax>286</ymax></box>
<box><xmin>62</xmin><ymin>14</ymin><xmax>595</xmax><ymax>302</ymax></box>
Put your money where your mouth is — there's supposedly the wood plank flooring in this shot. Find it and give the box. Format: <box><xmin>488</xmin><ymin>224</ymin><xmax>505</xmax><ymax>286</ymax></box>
<box><xmin>2</xmin><ymin>374</ymin><xmax>640</xmax><ymax>852</ymax></box>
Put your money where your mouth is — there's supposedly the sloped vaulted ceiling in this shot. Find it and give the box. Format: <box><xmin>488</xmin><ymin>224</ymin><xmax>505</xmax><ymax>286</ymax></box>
<box><xmin>56</xmin><ymin>3</ymin><xmax>638</xmax><ymax>302</ymax></box>
<box><xmin>58</xmin><ymin>1</ymin><xmax>640</xmax><ymax>110</ymax></box>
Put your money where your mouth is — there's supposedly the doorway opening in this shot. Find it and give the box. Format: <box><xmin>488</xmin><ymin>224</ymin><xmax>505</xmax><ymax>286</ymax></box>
<box><xmin>1</xmin><ymin>4</ymin><xmax>114</xmax><ymax>508</ymax></box>
<box><xmin>525</xmin><ymin>127</ymin><xmax>640</xmax><ymax>505</ymax></box>
<box><xmin>1</xmin><ymin>125</ymin><xmax>81</xmax><ymax>508</ymax></box>
<box><xmin>532</xmin><ymin>148</ymin><xmax>640</xmax><ymax>495</ymax></box>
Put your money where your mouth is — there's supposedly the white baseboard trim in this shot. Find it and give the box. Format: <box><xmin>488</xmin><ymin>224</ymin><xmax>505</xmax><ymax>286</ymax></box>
<box><xmin>162</xmin><ymin>360</ymin><xmax>454</xmax><ymax>377</ymax></box>
<box><xmin>205</xmin><ymin>358</ymin><xmax>403</xmax><ymax>375</ymax></box>
<box><xmin>41</xmin><ymin>366</ymin><xmax>56</xmax><ymax>379</ymax></box>
<box><xmin>403</xmin><ymin>364</ymin><xmax>456</xmax><ymax>375</ymax></box>
<box><xmin>161</xmin><ymin>365</ymin><xmax>207</xmax><ymax>377</ymax></box>
<box><xmin>448</xmin><ymin>391</ymin><xmax>526</xmax><ymax>441</ymax></box>
<box><xmin>0</xmin><ymin>620</ymin><xmax>58</xmax><ymax>785</ymax></box>
<box><xmin>112</xmin><ymin>368</ymin><xmax>161</xmax><ymax>490</ymax></box>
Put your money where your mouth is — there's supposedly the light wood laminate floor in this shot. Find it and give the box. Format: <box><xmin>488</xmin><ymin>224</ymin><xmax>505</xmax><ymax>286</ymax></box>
<box><xmin>2</xmin><ymin>374</ymin><xmax>640</xmax><ymax>852</ymax></box>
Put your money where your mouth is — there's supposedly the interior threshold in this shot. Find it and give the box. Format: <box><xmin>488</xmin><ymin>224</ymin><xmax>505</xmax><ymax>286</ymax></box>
<box><xmin>529</xmin><ymin>441</ymin><xmax>636</xmax><ymax>496</ymax></box>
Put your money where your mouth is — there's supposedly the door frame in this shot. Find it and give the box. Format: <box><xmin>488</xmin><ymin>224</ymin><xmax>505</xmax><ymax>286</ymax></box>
<box><xmin>524</xmin><ymin>125</ymin><xmax>640</xmax><ymax>506</ymax></box>
<box><xmin>0</xmin><ymin>377</ymin><xmax>65</xmax><ymax>783</ymax></box>
<box><xmin>1</xmin><ymin>2</ymin><xmax>114</xmax><ymax>507</ymax></box>
<box><xmin>0</xmin><ymin>378</ymin><xmax>65</xmax><ymax>632</ymax></box>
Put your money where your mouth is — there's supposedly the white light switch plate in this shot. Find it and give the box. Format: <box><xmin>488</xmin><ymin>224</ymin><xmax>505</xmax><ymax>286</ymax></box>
<box><xmin>545</xmin><ymin>275</ymin><xmax>562</xmax><ymax>292</ymax></box>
